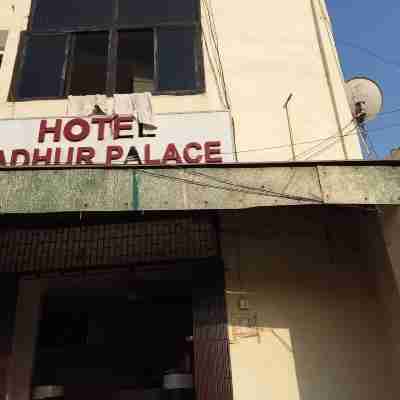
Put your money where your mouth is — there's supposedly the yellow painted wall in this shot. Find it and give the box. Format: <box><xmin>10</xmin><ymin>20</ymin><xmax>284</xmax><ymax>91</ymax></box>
<box><xmin>220</xmin><ymin>208</ymin><xmax>398</xmax><ymax>400</ymax></box>
<box><xmin>0</xmin><ymin>0</ymin><xmax>362</xmax><ymax>161</ymax></box>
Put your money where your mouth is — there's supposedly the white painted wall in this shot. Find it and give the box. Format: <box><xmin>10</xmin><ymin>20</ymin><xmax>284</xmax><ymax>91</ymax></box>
<box><xmin>0</xmin><ymin>0</ymin><xmax>362</xmax><ymax>161</ymax></box>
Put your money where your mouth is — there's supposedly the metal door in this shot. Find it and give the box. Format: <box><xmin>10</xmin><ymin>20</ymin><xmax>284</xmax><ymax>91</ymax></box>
<box><xmin>192</xmin><ymin>262</ymin><xmax>233</xmax><ymax>400</ymax></box>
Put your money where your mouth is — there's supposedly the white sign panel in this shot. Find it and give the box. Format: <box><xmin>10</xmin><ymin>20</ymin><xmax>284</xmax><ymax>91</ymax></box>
<box><xmin>0</xmin><ymin>111</ymin><xmax>235</xmax><ymax>167</ymax></box>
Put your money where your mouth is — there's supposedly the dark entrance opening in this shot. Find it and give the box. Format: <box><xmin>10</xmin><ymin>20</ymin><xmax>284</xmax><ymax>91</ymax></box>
<box><xmin>32</xmin><ymin>271</ymin><xmax>195</xmax><ymax>400</ymax></box>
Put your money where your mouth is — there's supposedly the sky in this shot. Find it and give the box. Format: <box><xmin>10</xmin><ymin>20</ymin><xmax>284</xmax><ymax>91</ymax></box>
<box><xmin>327</xmin><ymin>1</ymin><xmax>400</xmax><ymax>158</ymax></box>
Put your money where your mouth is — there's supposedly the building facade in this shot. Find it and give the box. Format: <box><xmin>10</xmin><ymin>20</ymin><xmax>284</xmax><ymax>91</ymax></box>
<box><xmin>1</xmin><ymin>2</ymin><xmax>400</xmax><ymax>400</ymax></box>
<box><xmin>0</xmin><ymin>0</ymin><xmax>362</xmax><ymax>161</ymax></box>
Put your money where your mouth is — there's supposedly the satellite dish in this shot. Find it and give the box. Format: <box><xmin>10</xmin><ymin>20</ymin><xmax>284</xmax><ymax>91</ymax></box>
<box><xmin>345</xmin><ymin>77</ymin><xmax>383</xmax><ymax>123</ymax></box>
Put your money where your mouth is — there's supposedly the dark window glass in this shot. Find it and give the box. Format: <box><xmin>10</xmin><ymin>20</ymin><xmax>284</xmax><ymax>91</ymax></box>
<box><xmin>116</xmin><ymin>30</ymin><xmax>154</xmax><ymax>94</ymax></box>
<box><xmin>14</xmin><ymin>1</ymin><xmax>203</xmax><ymax>99</ymax></box>
<box><xmin>69</xmin><ymin>32</ymin><xmax>109</xmax><ymax>95</ymax></box>
<box><xmin>118</xmin><ymin>0</ymin><xmax>197</xmax><ymax>25</ymax></box>
<box><xmin>158</xmin><ymin>27</ymin><xmax>197</xmax><ymax>91</ymax></box>
<box><xmin>0</xmin><ymin>55</ymin><xmax>3</xmax><ymax>69</ymax></box>
<box><xmin>17</xmin><ymin>34</ymin><xmax>67</xmax><ymax>99</ymax></box>
<box><xmin>32</xmin><ymin>0</ymin><xmax>113</xmax><ymax>30</ymax></box>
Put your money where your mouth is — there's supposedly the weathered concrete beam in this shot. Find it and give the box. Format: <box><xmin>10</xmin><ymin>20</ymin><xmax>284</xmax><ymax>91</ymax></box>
<box><xmin>318</xmin><ymin>166</ymin><xmax>400</xmax><ymax>204</ymax></box>
<box><xmin>0</xmin><ymin>169</ymin><xmax>133</xmax><ymax>213</ymax></box>
<box><xmin>0</xmin><ymin>163</ymin><xmax>399</xmax><ymax>213</ymax></box>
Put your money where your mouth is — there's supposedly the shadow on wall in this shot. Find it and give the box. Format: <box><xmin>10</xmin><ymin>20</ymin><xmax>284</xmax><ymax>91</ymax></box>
<box><xmin>224</xmin><ymin>207</ymin><xmax>398</xmax><ymax>400</ymax></box>
<box><xmin>0</xmin><ymin>275</ymin><xmax>17</xmax><ymax>400</ymax></box>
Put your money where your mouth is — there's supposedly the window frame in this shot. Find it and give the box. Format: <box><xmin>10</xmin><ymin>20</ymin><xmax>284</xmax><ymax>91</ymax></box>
<box><xmin>11</xmin><ymin>0</ymin><xmax>205</xmax><ymax>101</ymax></box>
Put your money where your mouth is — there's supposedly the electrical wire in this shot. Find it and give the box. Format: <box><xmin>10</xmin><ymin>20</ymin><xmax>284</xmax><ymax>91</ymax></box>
<box><xmin>295</xmin><ymin>1</ymin><xmax>398</xmax><ymax>159</ymax></box>
<box><xmin>2</xmin><ymin>112</ymin><xmax>400</xmax><ymax>168</ymax></box>
<box><xmin>0</xmin><ymin>121</ymin><xmax>396</xmax><ymax>169</ymax></box>
<box><xmin>301</xmin><ymin>126</ymin><xmax>361</xmax><ymax>160</ymax></box>
<box><xmin>295</xmin><ymin>112</ymin><xmax>400</xmax><ymax>160</ymax></box>
<box><xmin>201</xmin><ymin>0</ymin><xmax>232</xmax><ymax>110</ymax></box>
<box><xmin>368</xmin><ymin>122</ymin><xmax>400</xmax><ymax>133</ymax></box>
<box><xmin>316</xmin><ymin>0</ymin><xmax>346</xmax><ymax>82</ymax></box>
<box><xmin>185</xmin><ymin>170</ymin><xmax>322</xmax><ymax>202</ymax></box>
<box><xmin>219</xmin><ymin>118</ymin><xmax>357</xmax><ymax>158</ymax></box>
<box><xmin>300</xmin><ymin>122</ymin><xmax>389</xmax><ymax>161</ymax></box>
<box><xmin>302</xmin><ymin>135</ymin><xmax>349</xmax><ymax>161</ymax></box>
<box><xmin>201</xmin><ymin>1</ymin><xmax>225</xmax><ymax>99</ymax></box>
<box><xmin>295</xmin><ymin>120</ymin><xmax>357</xmax><ymax>160</ymax></box>
<box><xmin>379</xmin><ymin>107</ymin><xmax>400</xmax><ymax>116</ymax></box>
<box><xmin>137</xmin><ymin>169</ymin><xmax>322</xmax><ymax>204</ymax></box>
<box><xmin>0</xmin><ymin>120</ymin><xmax>396</xmax><ymax>169</ymax></box>
<box><xmin>201</xmin><ymin>0</ymin><xmax>399</xmax><ymax>160</ymax></box>
<box><xmin>336</xmin><ymin>39</ymin><xmax>400</xmax><ymax>71</ymax></box>
<box><xmin>216</xmin><ymin>107</ymin><xmax>400</xmax><ymax>158</ymax></box>
<box><xmin>300</xmin><ymin>136</ymin><xmax>343</xmax><ymax>161</ymax></box>
<box><xmin>206</xmin><ymin>0</ymin><xmax>399</xmax><ymax>159</ymax></box>
<box><xmin>202</xmin><ymin>32</ymin><xmax>227</xmax><ymax>108</ymax></box>
<box><xmin>201</xmin><ymin>7</ymin><xmax>223</xmax><ymax>100</ymax></box>
<box><xmin>361</xmin><ymin>125</ymin><xmax>379</xmax><ymax>160</ymax></box>
<box><xmin>200</xmin><ymin>0</ymin><xmax>237</xmax><ymax>158</ymax></box>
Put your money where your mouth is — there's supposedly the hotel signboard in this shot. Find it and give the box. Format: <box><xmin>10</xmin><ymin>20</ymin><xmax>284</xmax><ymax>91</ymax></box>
<box><xmin>0</xmin><ymin>111</ymin><xmax>235</xmax><ymax>167</ymax></box>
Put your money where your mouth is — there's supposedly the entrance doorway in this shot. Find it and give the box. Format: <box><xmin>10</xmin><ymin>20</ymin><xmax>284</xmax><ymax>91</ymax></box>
<box><xmin>32</xmin><ymin>270</ymin><xmax>194</xmax><ymax>400</ymax></box>
<box><xmin>13</xmin><ymin>261</ymin><xmax>233</xmax><ymax>400</ymax></box>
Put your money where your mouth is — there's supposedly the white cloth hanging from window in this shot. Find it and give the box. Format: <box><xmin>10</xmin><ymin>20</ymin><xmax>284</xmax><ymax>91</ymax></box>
<box><xmin>95</xmin><ymin>95</ymin><xmax>111</xmax><ymax>115</ymax></box>
<box><xmin>67</xmin><ymin>95</ymin><xmax>95</xmax><ymax>116</ymax></box>
<box><xmin>114</xmin><ymin>92</ymin><xmax>157</xmax><ymax>130</ymax></box>
<box><xmin>131</xmin><ymin>92</ymin><xmax>157</xmax><ymax>130</ymax></box>
<box><xmin>67</xmin><ymin>93</ymin><xmax>157</xmax><ymax>129</ymax></box>
<box><xmin>113</xmin><ymin>94</ymin><xmax>135</xmax><ymax>116</ymax></box>
<box><xmin>67</xmin><ymin>94</ymin><xmax>110</xmax><ymax>116</ymax></box>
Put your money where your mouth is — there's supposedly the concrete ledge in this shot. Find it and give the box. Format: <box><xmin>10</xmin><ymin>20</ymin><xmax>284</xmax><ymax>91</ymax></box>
<box><xmin>0</xmin><ymin>169</ymin><xmax>133</xmax><ymax>213</ymax></box>
<box><xmin>0</xmin><ymin>162</ymin><xmax>399</xmax><ymax>213</ymax></box>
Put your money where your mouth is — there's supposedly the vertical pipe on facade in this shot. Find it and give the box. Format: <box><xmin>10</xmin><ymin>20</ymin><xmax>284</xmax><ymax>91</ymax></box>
<box><xmin>310</xmin><ymin>0</ymin><xmax>348</xmax><ymax>159</ymax></box>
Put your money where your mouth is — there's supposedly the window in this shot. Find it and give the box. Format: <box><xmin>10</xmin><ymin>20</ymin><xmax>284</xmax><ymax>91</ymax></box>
<box><xmin>69</xmin><ymin>32</ymin><xmax>109</xmax><ymax>95</ymax></box>
<box><xmin>118</xmin><ymin>0</ymin><xmax>198</xmax><ymax>26</ymax></box>
<box><xmin>31</xmin><ymin>0</ymin><xmax>114</xmax><ymax>31</ymax></box>
<box><xmin>158</xmin><ymin>27</ymin><xmax>198</xmax><ymax>92</ymax></box>
<box><xmin>0</xmin><ymin>31</ymin><xmax>8</xmax><ymax>70</ymax></box>
<box><xmin>17</xmin><ymin>34</ymin><xmax>68</xmax><ymax>99</ymax></box>
<box><xmin>12</xmin><ymin>0</ymin><xmax>203</xmax><ymax>100</ymax></box>
<box><xmin>116</xmin><ymin>30</ymin><xmax>155</xmax><ymax>94</ymax></box>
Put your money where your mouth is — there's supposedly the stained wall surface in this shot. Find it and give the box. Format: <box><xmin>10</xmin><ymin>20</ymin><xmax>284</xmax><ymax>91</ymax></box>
<box><xmin>220</xmin><ymin>207</ymin><xmax>398</xmax><ymax>400</ymax></box>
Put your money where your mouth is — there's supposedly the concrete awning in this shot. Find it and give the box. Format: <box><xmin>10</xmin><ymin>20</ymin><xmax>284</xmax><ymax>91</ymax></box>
<box><xmin>0</xmin><ymin>161</ymin><xmax>399</xmax><ymax>213</ymax></box>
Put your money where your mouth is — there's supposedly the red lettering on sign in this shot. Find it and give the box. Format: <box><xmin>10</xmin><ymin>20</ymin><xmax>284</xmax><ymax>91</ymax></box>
<box><xmin>162</xmin><ymin>143</ymin><xmax>182</xmax><ymax>164</ymax></box>
<box><xmin>38</xmin><ymin>119</ymin><xmax>62</xmax><ymax>143</ymax></box>
<box><xmin>144</xmin><ymin>144</ymin><xmax>160</xmax><ymax>165</ymax></box>
<box><xmin>64</xmin><ymin>118</ymin><xmax>90</xmax><ymax>142</ymax></box>
<box><xmin>183</xmin><ymin>142</ymin><xmax>202</xmax><ymax>164</ymax></box>
<box><xmin>11</xmin><ymin>149</ymin><xmax>30</xmax><ymax>166</ymax></box>
<box><xmin>76</xmin><ymin>147</ymin><xmax>95</xmax><ymax>164</ymax></box>
<box><xmin>66</xmin><ymin>147</ymin><xmax>74</xmax><ymax>164</ymax></box>
<box><xmin>113</xmin><ymin>116</ymin><xmax>134</xmax><ymax>139</ymax></box>
<box><xmin>32</xmin><ymin>148</ymin><xmax>52</xmax><ymax>165</ymax></box>
<box><xmin>92</xmin><ymin>116</ymin><xmax>114</xmax><ymax>141</ymax></box>
<box><xmin>54</xmin><ymin>148</ymin><xmax>62</xmax><ymax>164</ymax></box>
<box><xmin>205</xmin><ymin>141</ymin><xmax>222</xmax><ymax>163</ymax></box>
<box><xmin>0</xmin><ymin>150</ymin><xmax>5</xmax><ymax>166</ymax></box>
<box><xmin>106</xmin><ymin>146</ymin><xmax>123</xmax><ymax>166</ymax></box>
